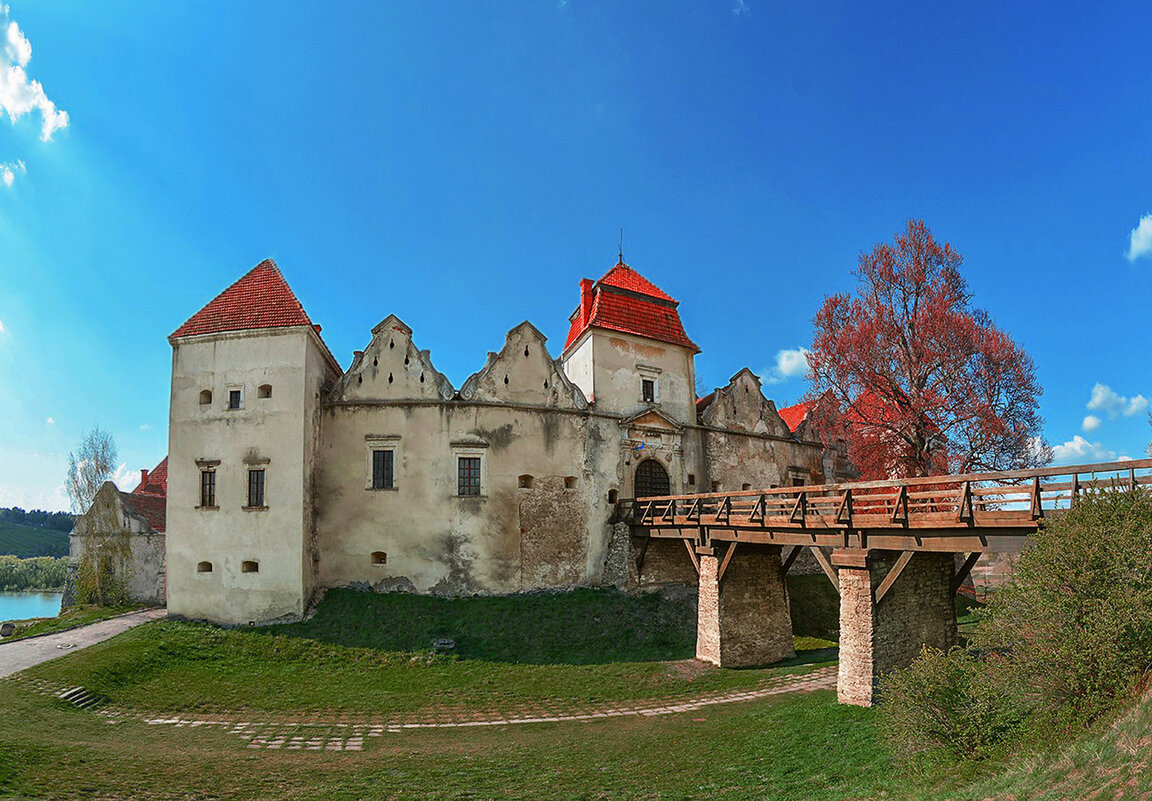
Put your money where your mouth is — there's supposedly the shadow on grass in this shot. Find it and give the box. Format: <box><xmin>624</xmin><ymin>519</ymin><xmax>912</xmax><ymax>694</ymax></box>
<box><xmin>261</xmin><ymin>587</ymin><xmax>701</xmax><ymax>666</ymax></box>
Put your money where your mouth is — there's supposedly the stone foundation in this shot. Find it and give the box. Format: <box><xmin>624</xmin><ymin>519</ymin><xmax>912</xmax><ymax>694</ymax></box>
<box><xmin>837</xmin><ymin>550</ymin><xmax>956</xmax><ymax>706</ymax></box>
<box><xmin>696</xmin><ymin>544</ymin><xmax>794</xmax><ymax>667</ymax></box>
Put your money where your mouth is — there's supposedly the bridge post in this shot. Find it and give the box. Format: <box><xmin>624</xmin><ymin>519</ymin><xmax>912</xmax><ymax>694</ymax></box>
<box><xmin>835</xmin><ymin>549</ymin><xmax>957</xmax><ymax>706</ymax></box>
<box><xmin>696</xmin><ymin>543</ymin><xmax>795</xmax><ymax>668</ymax></box>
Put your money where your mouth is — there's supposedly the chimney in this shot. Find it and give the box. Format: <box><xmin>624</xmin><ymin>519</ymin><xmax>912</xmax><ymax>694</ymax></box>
<box><xmin>139</xmin><ymin>469</ymin><xmax>149</xmax><ymax>492</ymax></box>
<box><xmin>579</xmin><ymin>278</ymin><xmax>594</xmax><ymax>326</ymax></box>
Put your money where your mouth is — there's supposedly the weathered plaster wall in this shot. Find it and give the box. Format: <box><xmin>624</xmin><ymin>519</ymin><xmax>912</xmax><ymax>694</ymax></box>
<box><xmin>166</xmin><ymin>327</ymin><xmax>334</xmax><ymax>625</ymax></box>
<box><xmin>68</xmin><ymin>482</ymin><xmax>165</xmax><ymax>606</ymax></box>
<box><xmin>315</xmin><ymin>402</ymin><xmax>620</xmax><ymax>594</ymax></box>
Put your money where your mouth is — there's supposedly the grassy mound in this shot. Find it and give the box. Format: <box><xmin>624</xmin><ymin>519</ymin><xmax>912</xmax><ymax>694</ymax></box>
<box><xmin>21</xmin><ymin>588</ymin><xmax>834</xmax><ymax>719</ymax></box>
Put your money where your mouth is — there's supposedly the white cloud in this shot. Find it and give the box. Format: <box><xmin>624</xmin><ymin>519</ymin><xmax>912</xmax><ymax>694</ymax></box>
<box><xmin>762</xmin><ymin>347</ymin><xmax>811</xmax><ymax>385</ymax></box>
<box><xmin>1051</xmin><ymin>435</ymin><xmax>1116</xmax><ymax>465</ymax></box>
<box><xmin>0</xmin><ymin>5</ymin><xmax>68</xmax><ymax>142</ymax></box>
<box><xmin>0</xmin><ymin>318</ymin><xmax>5</xmax><ymax>334</ymax></box>
<box><xmin>732</xmin><ymin>0</ymin><xmax>750</xmax><ymax>15</ymax></box>
<box><xmin>1086</xmin><ymin>382</ymin><xmax>1148</xmax><ymax>418</ymax></box>
<box><xmin>1127</xmin><ymin>213</ymin><xmax>1152</xmax><ymax>262</ymax></box>
<box><xmin>0</xmin><ymin>482</ymin><xmax>69</xmax><ymax>512</ymax></box>
<box><xmin>1082</xmin><ymin>414</ymin><xmax>1101</xmax><ymax>432</ymax></box>
<box><xmin>139</xmin><ymin>423</ymin><xmax>150</xmax><ymax>431</ymax></box>
<box><xmin>0</xmin><ymin>158</ymin><xmax>22</xmax><ymax>186</ymax></box>
<box><xmin>111</xmin><ymin>461</ymin><xmax>139</xmax><ymax>493</ymax></box>
<box><xmin>44</xmin><ymin>416</ymin><xmax>53</xmax><ymax>426</ymax></box>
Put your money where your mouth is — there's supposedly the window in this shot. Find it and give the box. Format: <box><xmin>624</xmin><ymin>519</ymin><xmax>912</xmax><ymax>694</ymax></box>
<box><xmin>641</xmin><ymin>378</ymin><xmax>656</xmax><ymax>403</ymax></box>
<box><xmin>199</xmin><ymin>389</ymin><xmax>212</xmax><ymax>405</ymax></box>
<box><xmin>711</xmin><ymin>480</ymin><xmax>721</xmax><ymax>492</ymax></box>
<box><xmin>634</xmin><ymin>459</ymin><xmax>670</xmax><ymax>498</ymax></box>
<box><xmin>791</xmin><ymin>476</ymin><xmax>806</xmax><ymax>487</ymax></box>
<box><xmin>371</xmin><ymin>551</ymin><xmax>388</xmax><ymax>565</ymax></box>
<box><xmin>372</xmin><ymin>450</ymin><xmax>394</xmax><ymax>489</ymax></box>
<box><xmin>742</xmin><ymin>483</ymin><xmax>752</xmax><ymax>491</ymax></box>
<box><xmin>197</xmin><ymin>561</ymin><xmax>213</xmax><ymax>573</ymax></box>
<box><xmin>365</xmin><ymin>437</ymin><xmax>399</xmax><ymax>490</ymax></box>
<box><xmin>247</xmin><ymin>468</ymin><xmax>266</xmax><ymax>508</ymax></box>
<box><xmin>607</xmin><ymin>489</ymin><xmax>619</xmax><ymax>504</ymax></box>
<box><xmin>226</xmin><ymin>386</ymin><xmax>243</xmax><ymax>410</ymax></box>
<box><xmin>564</xmin><ymin>476</ymin><xmax>577</xmax><ymax>489</ymax></box>
<box><xmin>458</xmin><ymin>457</ymin><xmax>482</xmax><ymax>496</ymax></box>
<box><xmin>687</xmin><ymin>474</ymin><xmax>696</xmax><ymax>486</ymax></box>
<box><xmin>518</xmin><ymin>474</ymin><xmax>534</xmax><ymax>489</ymax></box>
<box><xmin>241</xmin><ymin>560</ymin><xmax>259</xmax><ymax>573</ymax></box>
<box><xmin>199</xmin><ymin>469</ymin><xmax>216</xmax><ymax>508</ymax></box>
<box><xmin>258</xmin><ymin>384</ymin><xmax>272</xmax><ymax>399</ymax></box>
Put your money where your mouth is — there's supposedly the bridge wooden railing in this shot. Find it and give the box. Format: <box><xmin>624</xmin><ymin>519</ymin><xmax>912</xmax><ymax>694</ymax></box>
<box><xmin>618</xmin><ymin>459</ymin><xmax>1152</xmax><ymax>555</ymax></box>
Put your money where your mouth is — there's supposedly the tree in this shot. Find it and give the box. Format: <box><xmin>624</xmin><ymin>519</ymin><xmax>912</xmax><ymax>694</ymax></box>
<box><xmin>805</xmin><ymin>219</ymin><xmax>1049</xmax><ymax>479</ymax></box>
<box><xmin>65</xmin><ymin>426</ymin><xmax>118</xmax><ymax>513</ymax></box>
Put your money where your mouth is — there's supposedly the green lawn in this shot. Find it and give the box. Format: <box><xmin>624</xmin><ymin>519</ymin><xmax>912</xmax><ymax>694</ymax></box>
<box><xmin>1</xmin><ymin>587</ymin><xmax>1148</xmax><ymax>800</ymax></box>
<box><xmin>0</xmin><ymin>521</ymin><xmax>68</xmax><ymax>558</ymax></box>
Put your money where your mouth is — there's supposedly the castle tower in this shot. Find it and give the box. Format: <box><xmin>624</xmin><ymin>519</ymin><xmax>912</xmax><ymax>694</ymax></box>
<box><xmin>560</xmin><ymin>261</ymin><xmax>700</xmax><ymax>426</ymax></box>
<box><xmin>166</xmin><ymin>260</ymin><xmax>341</xmax><ymax>624</ymax></box>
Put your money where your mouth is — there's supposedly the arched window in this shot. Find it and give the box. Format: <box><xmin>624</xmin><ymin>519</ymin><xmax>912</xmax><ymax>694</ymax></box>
<box><xmin>634</xmin><ymin>459</ymin><xmax>670</xmax><ymax>498</ymax></box>
<box><xmin>518</xmin><ymin>474</ymin><xmax>534</xmax><ymax>489</ymax></box>
<box><xmin>199</xmin><ymin>389</ymin><xmax>212</xmax><ymax>405</ymax></box>
<box><xmin>196</xmin><ymin>561</ymin><xmax>212</xmax><ymax>573</ymax></box>
<box><xmin>371</xmin><ymin>551</ymin><xmax>388</xmax><ymax>565</ymax></box>
<box><xmin>242</xmin><ymin>560</ymin><xmax>259</xmax><ymax>573</ymax></box>
<box><xmin>258</xmin><ymin>384</ymin><xmax>272</xmax><ymax>399</ymax></box>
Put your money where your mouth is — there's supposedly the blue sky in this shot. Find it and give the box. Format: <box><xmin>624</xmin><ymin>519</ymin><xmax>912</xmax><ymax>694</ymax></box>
<box><xmin>1</xmin><ymin>1</ymin><xmax>1150</xmax><ymax>511</ymax></box>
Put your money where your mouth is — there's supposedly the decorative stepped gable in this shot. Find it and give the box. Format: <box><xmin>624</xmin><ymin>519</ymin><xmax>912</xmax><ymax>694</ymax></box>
<box><xmin>460</xmin><ymin>321</ymin><xmax>589</xmax><ymax>409</ymax></box>
<box><xmin>562</xmin><ymin>261</ymin><xmax>700</xmax><ymax>355</ymax></box>
<box><xmin>330</xmin><ymin>315</ymin><xmax>454</xmax><ymax>402</ymax></box>
<box><xmin>699</xmin><ymin>369</ymin><xmax>794</xmax><ymax>438</ymax></box>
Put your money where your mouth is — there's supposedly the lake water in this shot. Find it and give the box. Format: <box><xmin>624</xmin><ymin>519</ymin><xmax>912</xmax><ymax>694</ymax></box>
<box><xmin>0</xmin><ymin>590</ymin><xmax>63</xmax><ymax>622</ymax></box>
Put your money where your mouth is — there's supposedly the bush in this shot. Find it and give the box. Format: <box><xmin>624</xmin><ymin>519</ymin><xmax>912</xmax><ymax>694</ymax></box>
<box><xmin>879</xmin><ymin>646</ymin><xmax>1026</xmax><ymax>765</ymax></box>
<box><xmin>976</xmin><ymin>486</ymin><xmax>1152</xmax><ymax>723</ymax></box>
<box><xmin>880</xmin><ymin>486</ymin><xmax>1152</xmax><ymax>764</ymax></box>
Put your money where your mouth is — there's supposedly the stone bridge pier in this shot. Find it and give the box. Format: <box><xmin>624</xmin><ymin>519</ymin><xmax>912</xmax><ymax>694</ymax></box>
<box><xmin>832</xmin><ymin>549</ymin><xmax>957</xmax><ymax>706</ymax></box>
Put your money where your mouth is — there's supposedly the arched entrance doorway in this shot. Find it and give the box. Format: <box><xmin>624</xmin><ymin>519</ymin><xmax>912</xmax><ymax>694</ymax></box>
<box><xmin>634</xmin><ymin>459</ymin><xmax>670</xmax><ymax>498</ymax></box>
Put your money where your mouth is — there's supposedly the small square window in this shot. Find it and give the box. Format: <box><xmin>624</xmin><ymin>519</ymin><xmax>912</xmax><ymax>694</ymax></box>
<box><xmin>791</xmin><ymin>476</ymin><xmax>806</xmax><ymax>487</ymax></box>
<box><xmin>199</xmin><ymin>470</ymin><xmax>216</xmax><ymax>508</ymax></box>
<box><xmin>247</xmin><ymin>468</ymin><xmax>266</xmax><ymax>507</ymax></box>
<box><xmin>641</xmin><ymin>378</ymin><xmax>656</xmax><ymax>403</ymax></box>
<box><xmin>372</xmin><ymin>449</ymin><xmax>394</xmax><ymax>489</ymax></box>
<box><xmin>458</xmin><ymin>457</ymin><xmax>482</xmax><ymax>496</ymax></box>
<box><xmin>228</xmin><ymin>389</ymin><xmax>242</xmax><ymax>410</ymax></box>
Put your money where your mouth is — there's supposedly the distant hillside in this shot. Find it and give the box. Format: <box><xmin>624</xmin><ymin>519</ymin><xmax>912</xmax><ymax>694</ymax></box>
<box><xmin>0</xmin><ymin>522</ymin><xmax>69</xmax><ymax>558</ymax></box>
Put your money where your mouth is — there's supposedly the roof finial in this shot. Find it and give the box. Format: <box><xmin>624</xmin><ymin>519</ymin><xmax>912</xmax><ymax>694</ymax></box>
<box><xmin>618</xmin><ymin>228</ymin><xmax>624</xmax><ymax>265</ymax></box>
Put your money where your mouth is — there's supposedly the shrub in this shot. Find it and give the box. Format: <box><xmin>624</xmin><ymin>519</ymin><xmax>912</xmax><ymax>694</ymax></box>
<box><xmin>879</xmin><ymin>646</ymin><xmax>1026</xmax><ymax>765</ymax></box>
<box><xmin>975</xmin><ymin>486</ymin><xmax>1152</xmax><ymax>723</ymax></box>
<box><xmin>0</xmin><ymin>555</ymin><xmax>67</xmax><ymax>591</ymax></box>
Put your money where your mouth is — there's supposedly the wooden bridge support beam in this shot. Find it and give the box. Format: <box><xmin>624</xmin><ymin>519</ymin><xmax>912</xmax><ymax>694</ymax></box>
<box><xmin>836</xmin><ymin>549</ymin><xmax>957</xmax><ymax>707</ymax></box>
<box><xmin>696</xmin><ymin>543</ymin><xmax>795</xmax><ymax>668</ymax></box>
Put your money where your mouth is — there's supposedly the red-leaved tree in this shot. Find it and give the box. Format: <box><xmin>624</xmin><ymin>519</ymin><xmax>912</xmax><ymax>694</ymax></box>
<box><xmin>805</xmin><ymin>220</ymin><xmax>1050</xmax><ymax>480</ymax></box>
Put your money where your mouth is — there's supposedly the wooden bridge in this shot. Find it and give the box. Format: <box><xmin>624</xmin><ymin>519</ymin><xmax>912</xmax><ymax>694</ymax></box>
<box><xmin>617</xmin><ymin>458</ymin><xmax>1152</xmax><ymax>706</ymax></box>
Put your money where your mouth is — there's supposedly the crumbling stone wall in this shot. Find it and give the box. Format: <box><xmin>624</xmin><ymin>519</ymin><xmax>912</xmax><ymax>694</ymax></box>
<box><xmin>697</xmin><ymin>544</ymin><xmax>794</xmax><ymax>667</ymax></box>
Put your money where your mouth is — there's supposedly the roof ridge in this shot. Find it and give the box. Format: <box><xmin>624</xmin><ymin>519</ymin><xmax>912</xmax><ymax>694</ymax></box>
<box><xmin>169</xmin><ymin>259</ymin><xmax>314</xmax><ymax>340</ymax></box>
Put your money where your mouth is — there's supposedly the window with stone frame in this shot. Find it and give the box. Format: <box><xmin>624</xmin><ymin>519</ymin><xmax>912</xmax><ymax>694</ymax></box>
<box><xmin>458</xmin><ymin>456</ymin><xmax>482</xmax><ymax>496</ymax></box>
<box><xmin>199</xmin><ymin>469</ymin><xmax>216</xmax><ymax>508</ymax></box>
<box><xmin>247</xmin><ymin>468</ymin><xmax>266</xmax><ymax>508</ymax></box>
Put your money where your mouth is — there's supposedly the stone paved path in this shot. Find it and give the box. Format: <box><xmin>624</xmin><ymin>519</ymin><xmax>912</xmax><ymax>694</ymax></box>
<box><xmin>0</xmin><ymin>608</ymin><xmax>167</xmax><ymax>679</ymax></box>
<box><xmin>7</xmin><ymin>664</ymin><xmax>838</xmax><ymax>752</ymax></box>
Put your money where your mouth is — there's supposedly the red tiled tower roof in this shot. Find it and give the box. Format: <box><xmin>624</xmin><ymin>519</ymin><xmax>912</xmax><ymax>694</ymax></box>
<box><xmin>170</xmin><ymin>259</ymin><xmax>314</xmax><ymax>339</ymax></box>
<box><xmin>563</xmin><ymin>261</ymin><xmax>699</xmax><ymax>354</ymax></box>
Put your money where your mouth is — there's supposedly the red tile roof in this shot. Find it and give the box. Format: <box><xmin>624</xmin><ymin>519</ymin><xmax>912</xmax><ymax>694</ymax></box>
<box><xmin>170</xmin><ymin>259</ymin><xmax>315</xmax><ymax>339</ymax></box>
<box><xmin>777</xmin><ymin>401</ymin><xmax>813</xmax><ymax>433</ymax></box>
<box><xmin>598</xmin><ymin>263</ymin><xmax>676</xmax><ymax>302</ymax></box>
<box><xmin>563</xmin><ymin>262</ymin><xmax>699</xmax><ymax>354</ymax></box>
<box><xmin>132</xmin><ymin>457</ymin><xmax>167</xmax><ymax>496</ymax></box>
<box><xmin>119</xmin><ymin>490</ymin><xmax>166</xmax><ymax>533</ymax></box>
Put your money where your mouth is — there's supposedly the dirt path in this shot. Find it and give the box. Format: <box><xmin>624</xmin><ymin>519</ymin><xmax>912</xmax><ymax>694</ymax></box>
<box><xmin>0</xmin><ymin>608</ymin><xmax>167</xmax><ymax>678</ymax></box>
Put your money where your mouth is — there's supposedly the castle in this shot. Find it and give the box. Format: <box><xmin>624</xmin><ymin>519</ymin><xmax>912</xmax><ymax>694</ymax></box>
<box><xmin>159</xmin><ymin>258</ymin><xmax>844</xmax><ymax>625</ymax></box>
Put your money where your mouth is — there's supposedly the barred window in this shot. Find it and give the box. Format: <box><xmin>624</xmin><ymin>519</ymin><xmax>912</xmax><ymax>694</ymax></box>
<box><xmin>458</xmin><ymin>457</ymin><xmax>482</xmax><ymax>496</ymax></box>
<box><xmin>247</xmin><ymin>468</ymin><xmax>266</xmax><ymax>507</ymax></box>
<box><xmin>228</xmin><ymin>389</ymin><xmax>242</xmax><ymax>409</ymax></box>
<box><xmin>641</xmin><ymin>378</ymin><xmax>656</xmax><ymax>403</ymax></box>
<box><xmin>199</xmin><ymin>470</ymin><xmax>216</xmax><ymax>508</ymax></box>
<box><xmin>372</xmin><ymin>449</ymin><xmax>394</xmax><ymax>489</ymax></box>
